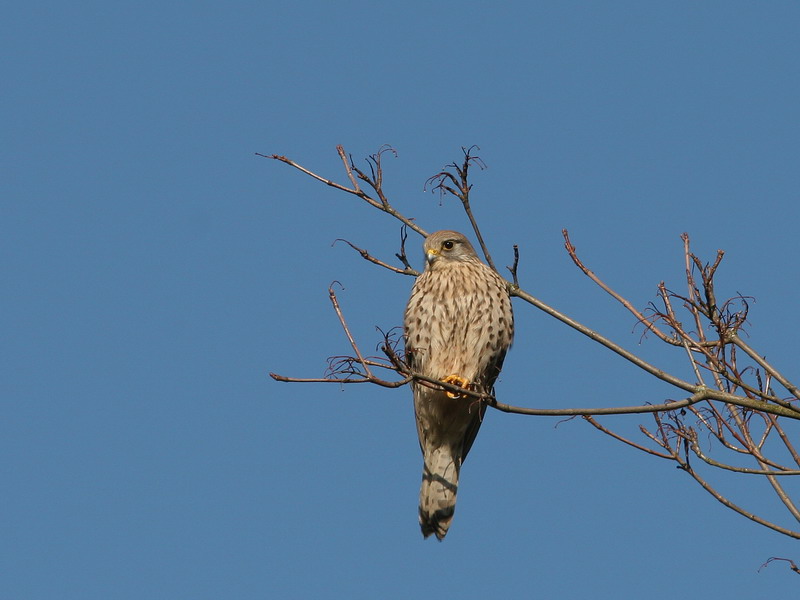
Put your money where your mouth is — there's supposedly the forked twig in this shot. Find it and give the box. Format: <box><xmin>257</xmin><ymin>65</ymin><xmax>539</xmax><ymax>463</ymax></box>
<box><xmin>760</xmin><ymin>557</ymin><xmax>800</xmax><ymax>575</ymax></box>
<box><xmin>259</xmin><ymin>149</ymin><xmax>427</xmax><ymax>237</ymax></box>
<box><xmin>424</xmin><ymin>146</ymin><xmax>495</xmax><ymax>271</ymax></box>
<box><xmin>333</xmin><ymin>239</ymin><xmax>419</xmax><ymax>276</ymax></box>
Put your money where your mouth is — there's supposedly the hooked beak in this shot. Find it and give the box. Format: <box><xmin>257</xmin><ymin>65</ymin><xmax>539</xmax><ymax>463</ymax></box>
<box><xmin>425</xmin><ymin>249</ymin><xmax>439</xmax><ymax>265</ymax></box>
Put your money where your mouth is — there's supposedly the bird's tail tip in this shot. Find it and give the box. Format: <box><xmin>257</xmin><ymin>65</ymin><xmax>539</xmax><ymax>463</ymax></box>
<box><xmin>419</xmin><ymin>446</ymin><xmax>460</xmax><ymax>541</ymax></box>
<box><xmin>420</xmin><ymin>506</ymin><xmax>454</xmax><ymax>541</ymax></box>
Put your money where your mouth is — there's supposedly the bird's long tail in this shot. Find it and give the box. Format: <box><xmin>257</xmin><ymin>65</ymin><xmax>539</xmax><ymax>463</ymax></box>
<box><xmin>419</xmin><ymin>446</ymin><xmax>460</xmax><ymax>540</ymax></box>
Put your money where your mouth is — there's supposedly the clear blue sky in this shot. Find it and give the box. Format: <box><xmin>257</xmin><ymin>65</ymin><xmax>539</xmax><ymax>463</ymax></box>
<box><xmin>3</xmin><ymin>2</ymin><xmax>800</xmax><ymax>597</ymax></box>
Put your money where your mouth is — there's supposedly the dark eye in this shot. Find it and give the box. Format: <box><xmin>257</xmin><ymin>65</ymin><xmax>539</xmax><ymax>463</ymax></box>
<box><xmin>442</xmin><ymin>240</ymin><xmax>455</xmax><ymax>250</ymax></box>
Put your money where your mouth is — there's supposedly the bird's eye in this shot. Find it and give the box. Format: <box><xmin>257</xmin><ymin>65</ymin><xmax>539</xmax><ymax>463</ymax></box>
<box><xmin>442</xmin><ymin>241</ymin><xmax>455</xmax><ymax>250</ymax></box>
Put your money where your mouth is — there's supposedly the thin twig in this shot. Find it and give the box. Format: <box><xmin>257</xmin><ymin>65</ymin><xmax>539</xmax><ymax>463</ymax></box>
<box><xmin>270</xmin><ymin>372</ymin><xmax>411</xmax><ymax>388</ymax></box>
<box><xmin>732</xmin><ymin>334</ymin><xmax>800</xmax><ymax>401</ymax></box>
<box><xmin>333</xmin><ymin>239</ymin><xmax>419</xmax><ymax>276</ymax></box>
<box><xmin>676</xmin><ymin>453</ymin><xmax>800</xmax><ymax>539</ymax></box>
<box><xmin>507</xmin><ymin>244</ymin><xmax>520</xmax><ymax>288</ymax></box>
<box><xmin>425</xmin><ymin>146</ymin><xmax>495</xmax><ymax>271</ymax></box>
<box><xmin>658</xmin><ymin>282</ymin><xmax>705</xmax><ymax>385</ymax></box>
<box><xmin>768</xmin><ymin>414</ymin><xmax>800</xmax><ymax>468</ymax></box>
<box><xmin>563</xmin><ymin>229</ymin><xmax>679</xmax><ymax>345</ymax></box>
<box><xmin>688</xmin><ymin>437</ymin><xmax>800</xmax><ymax>475</ymax></box>
<box><xmin>395</xmin><ymin>225</ymin><xmax>416</xmax><ymax>272</ymax></box>
<box><xmin>584</xmin><ymin>416</ymin><xmax>673</xmax><ymax>458</ymax></box>
<box><xmin>759</xmin><ymin>557</ymin><xmax>800</xmax><ymax>575</ymax></box>
<box><xmin>494</xmin><ymin>391</ymin><xmax>701</xmax><ymax>417</ymax></box>
<box><xmin>327</xmin><ymin>284</ymin><xmax>373</xmax><ymax>378</ymax></box>
<box><xmin>258</xmin><ymin>150</ymin><xmax>427</xmax><ymax>237</ymax></box>
<box><xmin>336</xmin><ymin>145</ymin><xmax>361</xmax><ymax>193</ymax></box>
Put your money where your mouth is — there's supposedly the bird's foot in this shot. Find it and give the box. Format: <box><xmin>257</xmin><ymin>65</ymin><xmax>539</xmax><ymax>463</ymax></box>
<box><xmin>441</xmin><ymin>374</ymin><xmax>471</xmax><ymax>399</ymax></box>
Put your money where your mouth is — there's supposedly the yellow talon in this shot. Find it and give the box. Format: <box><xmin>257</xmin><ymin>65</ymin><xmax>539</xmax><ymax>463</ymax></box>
<box><xmin>441</xmin><ymin>374</ymin><xmax>471</xmax><ymax>398</ymax></box>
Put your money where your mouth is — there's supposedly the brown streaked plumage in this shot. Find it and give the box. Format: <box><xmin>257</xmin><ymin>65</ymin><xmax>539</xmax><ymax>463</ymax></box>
<box><xmin>404</xmin><ymin>230</ymin><xmax>514</xmax><ymax>540</ymax></box>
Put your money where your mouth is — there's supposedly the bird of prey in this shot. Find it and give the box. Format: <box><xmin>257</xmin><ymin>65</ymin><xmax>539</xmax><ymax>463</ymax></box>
<box><xmin>404</xmin><ymin>230</ymin><xmax>514</xmax><ymax>540</ymax></box>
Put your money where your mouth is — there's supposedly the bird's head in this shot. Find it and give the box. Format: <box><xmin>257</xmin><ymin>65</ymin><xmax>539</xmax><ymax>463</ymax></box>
<box><xmin>423</xmin><ymin>230</ymin><xmax>479</xmax><ymax>268</ymax></box>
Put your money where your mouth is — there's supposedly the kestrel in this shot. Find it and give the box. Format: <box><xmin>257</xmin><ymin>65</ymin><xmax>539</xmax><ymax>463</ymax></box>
<box><xmin>404</xmin><ymin>230</ymin><xmax>514</xmax><ymax>540</ymax></box>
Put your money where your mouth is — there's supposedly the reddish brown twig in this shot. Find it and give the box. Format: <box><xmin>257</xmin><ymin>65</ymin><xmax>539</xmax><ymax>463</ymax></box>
<box><xmin>258</xmin><ymin>148</ymin><xmax>427</xmax><ymax>237</ymax></box>
<box><xmin>760</xmin><ymin>556</ymin><xmax>800</xmax><ymax>574</ymax></box>
<box><xmin>333</xmin><ymin>239</ymin><xmax>419</xmax><ymax>276</ymax></box>
<box><xmin>584</xmin><ymin>416</ymin><xmax>673</xmax><ymax>458</ymax></box>
<box><xmin>563</xmin><ymin>229</ymin><xmax>678</xmax><ymax>345</ymax></box>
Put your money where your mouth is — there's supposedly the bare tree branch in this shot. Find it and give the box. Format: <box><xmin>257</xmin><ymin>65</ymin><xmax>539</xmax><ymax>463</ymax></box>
<box><xmin>733</xmin><ymin>335</ymin><xmax>800</xmax><ymax>401</ymax></box>
<box><xmin>266</xmin><ymin>144</ymin><xmax>800</xmax><ymax>548</ymax></box>
<box><xmin>258</xmin><ymin>149</ymin><xmax>427</xmax><ymax>237</ymax></box>
<box><xmin>679</xmin><ymin>456</ymin><xmax>800</xmax><ymax>539</ymax></box>
<box><xmin>563</xmin><ymin>229</ymin><xmax>680</xmax><ymax>345</ymax></box>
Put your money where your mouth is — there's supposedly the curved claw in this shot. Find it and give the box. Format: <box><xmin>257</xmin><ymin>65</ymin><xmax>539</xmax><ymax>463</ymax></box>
<box><xmin>441</xmin><ymin>374</ymin><xmax>471</xmax><ymax>398</ymax></box>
